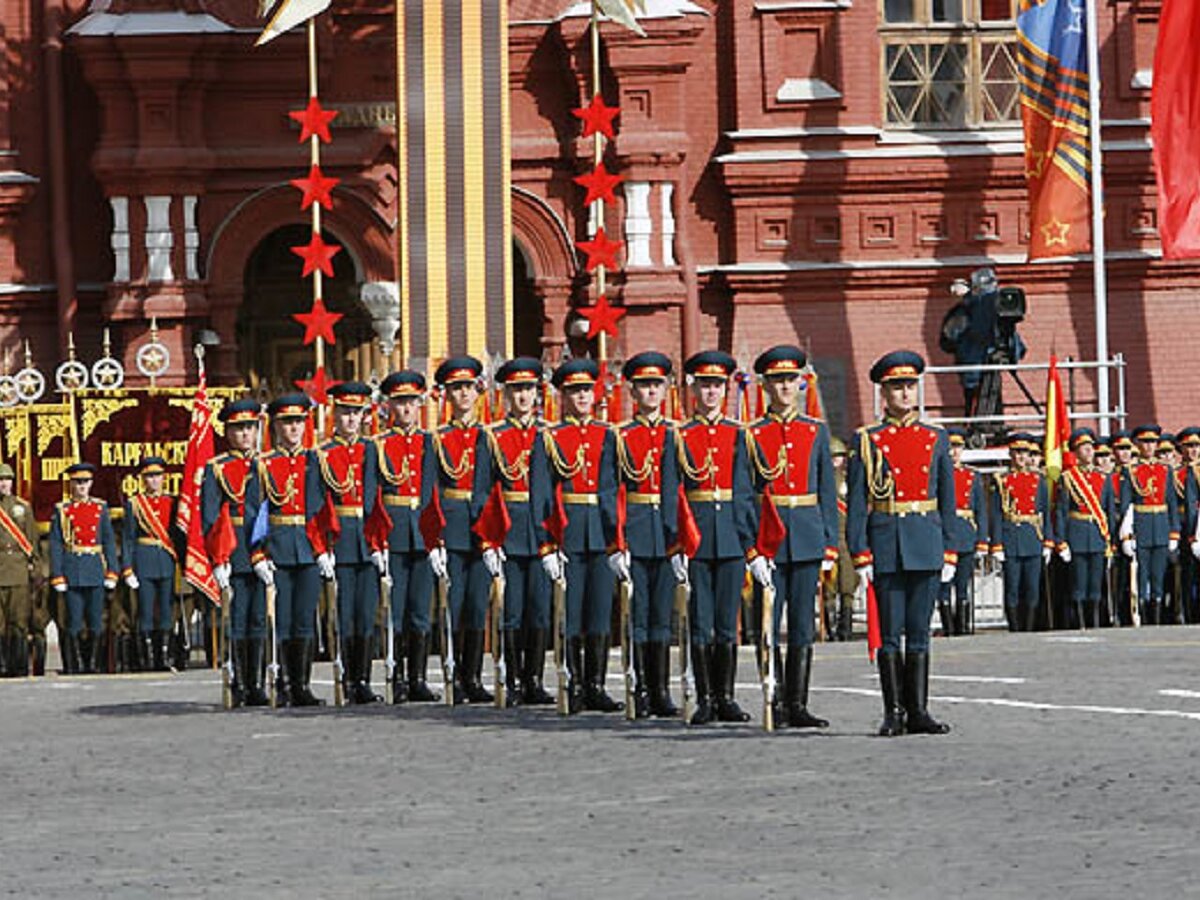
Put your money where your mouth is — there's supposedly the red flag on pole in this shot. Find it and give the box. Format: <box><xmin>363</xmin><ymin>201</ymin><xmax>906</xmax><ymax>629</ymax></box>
<box><xmin>471</xmin><ymin>482</ymin><xmax>512</xmax><ymax>549</ymax></box>
<box><xmin>364</xmin><ymin>487</ymin><xmax>392</xmax><ymax>552</ymax></box>
<box><xmin>803</xmin><ymin>371</ymin><xmax>822</xmax><ymax>419</ymax></box>
<box><xmin>1043</xmin><ymin>354</ymin><xmax>1073</xmax><ymax>481</ymax></box>
<box><xmin>1151</xmin><ymin>0</ymin><xmax>1200</xmax><ymax>259</ymax></box>
<box><xmin>754</xmin><ymin>488</ymin><xmax>786</xmax><ymax>560</ymax></box>
<box><xmin>419</xmin><ymin>488</ymin><xmax>446</xmax><ymax>552</ymax></box>
<box><xmin>676</xmin><ymin>485</ymin><xmax>702</xmax><ymax>558</ymax></box>
<box><xmin>205</xmin><ymin>504</ymin><xmax>238</xmax><ymax>567</ymax></box>
<box><xmin>176</xmin><ymin>370</ymin><xmax>220</xmax><ymax>605</ymax></box>
<box><xmin>542</xmin><ymin>483</ymin><xmax>569</xmax><ymax>547</ymax></box>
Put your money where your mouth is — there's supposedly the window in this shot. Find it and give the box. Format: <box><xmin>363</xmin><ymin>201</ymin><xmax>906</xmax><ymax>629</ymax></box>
<box><xmin>881</xmin><ymin>0</ymin><xmax>1020</xmax><ymax>129</ymax></box>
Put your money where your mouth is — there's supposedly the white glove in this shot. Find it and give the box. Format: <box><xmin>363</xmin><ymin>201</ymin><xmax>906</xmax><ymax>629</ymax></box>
<box><xmin>607</xmin><ymin>550</ymin><xmax>631</xmax><ymax>583</ymax></box>
<box><xmin>103</xmin><ymin>577</ymin><xmax>117</xmax><ymax>590</ymax></box>
<box><xmin>428</xmin><ymin>546</ymin><xmax>448</xmax><ymax>580</ymax></box>
<box><xmin>125</xmin><ymin>573</ymin><xmax>140</xmax><ymax>591</ymax></box>
<box><xmin>748</xmin><ymin>555</ymin><xmax>774</xmax><ymax>587</ymax></box>
<box><xmin>53</xmin><ymin>581</ymin><xmax>67</xmax><ymax>594</ymax></box>
<box><xmin>253</xmin><ymin>559</ymin><xmax>276</xmax><ymax>587</ymax></box>
<box><xmin>371</xmin><ymin>550</ymin><xmax>389</xmax><ymax>577</ymax></box>
<box><xmin>1192</xmin><ymin>540</ymin><xmax>1200</xmax><ymax>561</ymax></box>
<box><xmin>317</xmin><ymin>552</ymin><xmax>336</xmax><ymax>580</ymax></box>
<box><xmin>1169</xmin><ymin>537</ymin><xmax>1179</xmax><ymax>554</ymax></box>
<box><xmin>541</xmin><ymin>552</ymin><xmax>563</xmax><ymax>583</ymax></box>
<box><xmin>1059</xmin><ymin>545</ymin><xmax>1072</xmax><ymax>564</ymax></box>
<box><xmin>1121</xmin><ymin>539</ymin><xmax>1135</xmax><ymax>559</ymax></box>
<box><xmin>670</xmin><ymin>552</ymin><xmax>689</xmax><ymax>586</ymax></box>
<box><xmin>821</xmin><ymin>557</ymin><xmax>835</xmax><ymax>573</ymax></box>
<box><xmin>991</xmin><ymin>549</ymin><xmax>1005</xmax><ymax>566</ymax></box>
<box><xmin>854</xmin><ymin>563</ymin><xmax>873</xmax><ymax>586</ymax></box>
<box><xmin>213</xmin><ymin>562</ymin><xmax>231</xmax><ymax>591</ymax></box>
<box><xmin>483</xmin><ymin>547</ymin><xmax>506</xmax><ymax>579</ymax></box>
<box><xmin>1042</xmin><ymin>547</ymin><xmax>1052</xmax><ymax>565</ymax></box>
<box><xmin>940</xmin><ymin>562</ymin><xmax>956</xmax><ymax>583</ymax></box>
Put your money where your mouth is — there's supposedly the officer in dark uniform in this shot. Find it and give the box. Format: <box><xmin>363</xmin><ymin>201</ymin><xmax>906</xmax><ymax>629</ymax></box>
<box><xmin>1108</xmin><ymin>431</ymin><xmax>1136</xmax><ymax>625</ymax></box>
<box><xmin>941</xmin><ymin>428</ymin><xmax>986</xmax><ymax>635</ymax></box>
<box><xmin>202</xmin><ymin>398</ymin><xmax>264</xmax><ymax>706</ymax></box>
<box><xmin>0</xmin><ymin>463</ymin><xmax>40</xmax><ymax>676</ymax></box>
<box><xmin>477</xmin><ymin>357</ymin><xmax>554</xmax><ymax>706</ymax></box>
<box><xmin>1119</xmin><ymin>423</ymin><xmax>1180</xmax><ymax>625</ymax></box>
<box><xmin>376</xmin><ymin>370</ymin><xmax>440</xmax><ymax>703</ymax></box>
<box><xmin>49</xmin><ymin>463</ymin><xmax>118</xmax><ymax>674</ymax></box>
<box><xmin>314</xmin><ymin>382</ymin><xmax>384</xmax><ymax>703</ymax></box>
<box><xmin>614</xmin><ymin>352</ymin><xmax>685</xmax><ymax>718</ymax></box>
<box><xmin>677</xmin><ymin>350</ymin><xmax>756</xmax><ymax>725</ymax></box>
<box><xmin>745</xmin><ymin>345</ymin><xmax>838</xmax><ymax>729</ymax></box>
<box><xmin>847</xmin><ymin>350</ymin><xmax>955</xmax><ymax>737</ymax></box>
<box><xmin>122</xmin><ymin>456</ymin><xmax>180</xmax><ymax>671</ymax></box>
<box><xmin>990</xmin><ymin>432</ymin><xmax>1053</xmax><ymax>631</ymax></box>
<box><xmin>1055</xmin><ymin>428</ymin><xmax>1115</xmax><ymax>629</ymax></box>
<box><xmin>532</xmin><ymin>358</ymin><xmax>622</xmax><ymax>714</ymax></box>
<box><xmin>1179</xmin><ymin>427</ymin><xmax>1200</xmax><ymax>623</ymax></box>
<box><xmin>248</xmin><ymin>394</ymin><xmax>325</xmax><ymax>706</ymax></box>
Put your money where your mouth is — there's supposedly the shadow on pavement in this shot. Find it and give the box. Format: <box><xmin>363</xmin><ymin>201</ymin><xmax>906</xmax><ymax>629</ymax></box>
<box><xmin>79</xmin><ymin>701</ymin><xmax>223</xmax><ymax>717</ymax></box>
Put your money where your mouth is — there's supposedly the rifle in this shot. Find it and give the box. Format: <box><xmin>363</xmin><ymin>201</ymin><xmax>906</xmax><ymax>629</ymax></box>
<box><xmin>490</xmin><ymin>574</ymin><xmax>505</xmax><ymax>709</ymax></box>
<box><xmin>327</xmin><ymin>577</ymin><xmax>345</xmax><ymax>707</ymax></box>
<box><xmin>676</xmin><ymin>580</ymin><xmax>694</xmax><ymax>724</ymax></box>
<box><xmin>1129</xmin><ymin>553</ymin><xmax>1141</xmax><ymax>627</ymax></box>
<box><xmin>553</xmin><ymin>573</ymin><xmax>568</xmax><ymax>715</ymax></box>
<box><xmin>266</xmin><ymin>582</ymin><xmax>279</xmax><ymax>708</ymax></box>
<box><xmin>435</xmin><ymin>572</ymin><xmax>455</xmax><ymax>706</ymax></box>
<box><xmin>760</xmin><ymin>579</ymin><xmax>776</xmax><ymax>733</ymax></box>
<box><xmin>381</xmin><ymin>568</ymin><xmax>395</xmax><ymax>705</ymax></box>
<box><xmin>619</xmin><ymin>577</ymin><xmax>635</xmax><ymax>721</ymax></box>
<box><xmin>220</xmin><ymin>584</ymin><xmax>233</xmax><ymax>709</ymax></box>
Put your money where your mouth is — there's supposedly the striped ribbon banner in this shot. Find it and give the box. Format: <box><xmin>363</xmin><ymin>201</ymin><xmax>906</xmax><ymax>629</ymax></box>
<box><xmin>397</xmin><ymin>0</ymin><xmax>512</xmax><ymax>366</ymax></box>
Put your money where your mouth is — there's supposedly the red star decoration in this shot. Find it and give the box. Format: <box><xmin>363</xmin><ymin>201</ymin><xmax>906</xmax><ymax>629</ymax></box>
<box><xmin>288</xmin><ymin>96</ymin><xmax>339</xmax><ymax>144</ymax></box>
<box><xmin>291</xmin><ymin>231</ymin><xmax>342</xmax><ymax>278</ymax></box>
<box><xmin>572</xmin><ymin>94</ymin><xmax>620</xmax><ymax>140</ymax></box>
<box><xmin>296</xmin><ymin>366</ymin><xmax>341</xmax><ymax>405</ymax></box>
<box><xmin>290</xmin><ymin>165</ymin><xmax>340</xmax><ymax>211</ymax></box>
<box><xmin>578</xmin><ymin>294</ymin><xmax>626</xmax><ymax>340</ymax></box>
<box><xmin>574</xmin><ymin>163</ymin><xmax>624</xmax><ymax>206</ymax></box>
<box><xmin>575</xmin><ymin>227</ymin><xmax>623</xmax><ymax>272</ymax></box>
<box><xmin>292</xmin><ymin>297</ymin><xmax>343</xmax><ymax>346</ymax></box>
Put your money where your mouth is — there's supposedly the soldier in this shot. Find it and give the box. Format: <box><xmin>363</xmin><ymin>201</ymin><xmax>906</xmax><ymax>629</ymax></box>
<box><xmin>314</xmin><ymin>382</ymin><xmax>385</xmax><ymax>704</ymax></box>
<box><xmin>677</xmin><ymin>350</ymin><xmax>755</xmax><ymax>725</ymax></box>
<box><xmin>824</xmin><ymin>436</ymin><xmax>858</xmax><ymax>642</ymax></box>
<box><xmin>1108</xmin><ymin>431</ymin><xmax>1136</xmax><ymax>625</ymax></box>
<box><xmin>248</xmin><ymin>394</ymin><xmax>325</xmax><ymax>706</ymax></box>
<box><xmin>1055</xmin><ymin>428</ymin><xmax>1115</xmax><ymax>629</ymax></box>
<box><xmin>1119</xmin><ymin>423</ymin><xmax>1180</xmax><ymax>625</ymax></box>
<box><xmin>614</xmin><ymin>351</ymin><xmax>685</xmax><ymax>718</ymax></box>
<box><xmin>203</xmin><ymin>398</ymin><xmax>264</xmax><ymax>706</ymax></box>
<box><xmin>478</xmin><ymin>357</ymin><xmax>554</xmax><ymax>706</ymax></box>
<box><xmin>990</xmin><ymin>432</ymin><xmax>1053</xmax><ymax>632</ymax></box>
<box><xmin>122</xmin><ymin>456</ymin><xmax>180</xmax><ymax>672</ymax></box>
<box><xmin>0</xmin><ymin>463</ymin><xmax>39</xmax><ymax>676</ymax></box>
<box><xmin>422</xmin><ymin>358</ymin><xmax>492</xmax><ymax>704</ymax></box>
<box><xmin>847</xmin><ymin>350</ymin><xmax>955</xmax><ymax>737</ymax></box>
<box><xmin>745</xmin><ymin>345</ymin><xmax>837</xmax><ymax>729</ymax></box>
<box><xmin>941</xmin><ymin>428</ymin><xmax>986</xmax><ymax>636</ymax></box>
<box><xmin>1162</xmin><ymin>434</ymin><xmax>1186</xmax><ymax>623</ymax></box>
<box><xmin>49</xmin><ymin>462</ymin><xmax>118</xmax><ymax>674</ymax></box>
<box><xmin>1095</xmin><ymin>439</ymin><xmax>1118</xmax><ymax>626</ymax></box>
<box><xmin>1179</xmin><ymin>427</ymin><xmax>1200</xmax><ymax>623</ymax></box>
<box><xmin>376</xmin><ymin>371</ymin><xmax>440</xmax><ymax>703</ymax></box>
<box><xmin>533</xmin><ymin>358</ymin><xmax>622</xmax><ymax>714</ymax></box>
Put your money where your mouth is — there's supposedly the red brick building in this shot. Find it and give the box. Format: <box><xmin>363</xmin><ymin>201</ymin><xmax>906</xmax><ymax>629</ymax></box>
<box><xmin>0</xmin><ymin>0</ymin><xmax>1189</xmax><ymax>434</ymax></box>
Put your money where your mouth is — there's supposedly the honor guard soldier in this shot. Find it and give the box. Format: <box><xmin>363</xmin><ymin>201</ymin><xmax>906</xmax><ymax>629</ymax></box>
<box><xmin>0</xmin><ymin>464</ymin><xmax>39</xmax><ymax>676</ymax></box>
<box><xmin>745</xmin><ymin>345</ymin><xmax>837</xmax><ymax>729</ymax></box>
<box><xmin>1162</xmin><ymin>434</ymin><xmax>1188</xmax><ymax>623</ymax></box>
<box><xmin>614</xmin><ymin>352</ymin><xmax>685</xmax><ymax>718</ymax></box>
<box><xmin>122</xmin><ymin>457</ymin><xmax>180</xmax><ymax>672</ymax></box>
<box><xmin>1108</xmin><ymin>431</ymin><xmax>1136</xmax><ymax>625</ymax></box>
<box><xmin>1119</xmin><ymin>423</ymin><xmax>1181</xmax><ymax>625</ymax></box>
<box><xmin>478</xmin><ymin>357</ymin><xmax>554</xmax><ymax>706</ymax></box>
<box><xmin>846</xmin><ymin>351</ymin><xmax>955</xmax><ymax>737</ymax></box>
<box><xmin>940</xmin><ymin>428</ymin><xmax>987</xmax><ymax>636</ymax></box>
<box><xmin>203</xmin><ymin>399</ymin><xmax>265</xmax><ymax>706</ymax></box>
<box><xmin>677</xmin><ymin>351</ymin><xmax>756</xmax><ymax>724</ymax></box>
<box><xmin>248</xmin><ymin>394</ymin><xmax>325</xmax><ymax>706</ymax></box>
<box><xmin>1055</xmin><ymin>428</ymin><xmax>1115</xmax><ymax>629</ymax></box>
<box><xmin>49</xmin><ymin>463</ymin><xmax>118</xmax><ymax>674</ymax></box>
<box><xmin>315</xmin><ymin>382</ymin><xmax>385</xmax><ymax>703</ymax></box>
<box><xmin>990</xmin><ymin>432</ymin><xmax>1053</xmax><ymax>632</ymax></box>
<box><xmin>1179</xmin><ymin>427</ymin><xmax>1200</xmax><ymax>623</ymax></box>
<box><xmin>533</xmin><ymin>358</ymin><xmax>622</xmax><ymax>713</ymax></box>
<box><xmin>824</xmin><ymin>437</ymin><xmax>858</xmax><ymax>642</ymax></box>
<box><xmin>376</xmin><ymin>370</ymin><xmax>441</xmax><ymax>703</ymax></box>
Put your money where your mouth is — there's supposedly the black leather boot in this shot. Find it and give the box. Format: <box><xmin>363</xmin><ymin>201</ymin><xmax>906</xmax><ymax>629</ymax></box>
<box><xmin>79</xmin><ymin>633</ymin><xmax>95</xmax><ymax>674</ymax></box>
<box><xmin>357</xmin><ymin>635</ymin><xmax>382</xmax><ymax>704</ymax></box>
<box><xmin>521</xmin><ymin>628</ymin><xmax>554</xmax><ymax>705</ymax></box>
<box><xmin>566</xmin><ymin>636</ymin><xmax>585</xmax><ymax>714</ymax></box>
<box><xmin>31</xmin><ymin>635</ymin><xmax>45</xmax><ymax>676</ymax></box>
<box><xmin>785</xmin><ymin>645</ymin><xmax>828</xmax><ymax>728</ymax></box>
<box><xmin>291</xmin><ymin>638</ymin><xmax>324</xmax><ymax>706</ymax></box>
<box><xmin>502</xmin><ymin>629</ymin><xmax>521</xmax><ymax>707</ymax></box>
<box><xmin>837</xmin><ymin>605</ymin><xmax>853</xmax><ymax>641</ymax></box>
<box><xmin>461</xmin><ymin>629</ymin><xmax>493</xmax><ymax>703</ymax></box>
<box><xmin>139</xmin><ymin>634</ymin><xmax>154</xmax><ymax>673</ymax></box>
<box><xmin>1023</xmin><ymin>603</ymin><xmax>1038</xmax><ymax>632</ymax></box>
<box><xmin>904</xmin><ymin>650</ymin><xmax>950</xmax><ymax>734</ymax></box>
<box><xmin>956</xmin><ymin>598</ymin><xmax>972</xmax><ymax>635</ymax></box>
<box><xmin>1006</xmin><ymin>606</ymin><xmax>1019</xmax><ymax>632</ymax></box>
<box><xmin>876</xmin><ymin>649</ymin><xmax>904</xmax><ymax>737</ymax></box>
<box><xmin>10</xmin><ymin>633</ymin><xmax>28</xmax><ymax>677</ymax></box>
<box><xmin>152</xmin><ymin>630</ymin><xmax>167</xmax><ymax>672</ymax></box>
<box><xmin>0</xmin><ymin>632</ymin><xmax>9</xmax><ymax>676</ymax></box>
<box><xmin>244</xmin><ymin>639</ymin><xmax>270</xmax><ymax>707</ymax></box>
<box><xmin>341</xmin><ymin>638</ymin><xmax>357</xmax><ymax>703</ymax></box>
<box><xmin>64</xmin><ymin>632</ymin><xmax>82</xmax><ymax>675</ymax></box>
<box><xmin>713</xmin><ymin>642</ymin><xmax>751</xmax><ymax>723</ymax></box>
<box><xmin>938</xmin><ymin>601</ymin><xmax>955</xmax><ymax>637</ymax></box>
<box><xmin>584</xmin><ymin>634</ymin><xmax>622</xmax><ymax>712</ymax></box>
<box><xmin>689</xmin><ymin>643</ymin><xmax>714</xmax><ymax>725</ymax></box>
<box><xmin>229</xmin><ymin>639</ymin><xmax>247</xmax><ymax>708</ymax></box>
<box><xmin>632</xmin><ymin>642</ymin><xmax>650</xmax><ymax>718</ymax></box>
<box><xmin>648</xmin><ymin>641</ymin><xmax>678</xmax><ymax>718</ymax></box>
<box><xmin>89</xmin><ymin>634</ymin><xmax>106</xmax><ymax>675</ymax></box>
<box><xmin>391</xmin><ymin>631</ymin><xmax>408</xmax><ymax>704</ymax></box>
<box><xmin>407</xmin><ymin>631</ymin><xmax>441</xmax><ymax>702</ymax></box>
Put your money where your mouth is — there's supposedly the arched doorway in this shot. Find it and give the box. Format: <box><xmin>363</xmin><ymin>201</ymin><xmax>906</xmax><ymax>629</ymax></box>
<box><xmin>238</xmin><ymin>224</ymin><xmax>375</xmax><ymax>393</ymax></box>
<box><xmin>512</xmin><ymin>240</ymin><xmax>544</xmax><ymax>359</ymax></box>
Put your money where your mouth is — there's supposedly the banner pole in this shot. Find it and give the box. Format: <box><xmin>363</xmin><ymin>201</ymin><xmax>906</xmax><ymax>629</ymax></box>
<box><xmin>1085</xmin><ymin>0</ymin><xmax>1110</xmax><ymax>436</ymax></box>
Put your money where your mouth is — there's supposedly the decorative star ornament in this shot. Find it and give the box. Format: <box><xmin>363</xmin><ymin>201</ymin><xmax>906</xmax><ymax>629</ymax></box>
<box><xmin>293</xmin><ymin>297</ymin><xmax>343</xmax><ymax>346</ymax></box>
<box><xmin>574</xmin><ymin>163</ymin><xmax>624</xmax><ymax>206</ymax></box>
<box><xmin>1041</xmin><ymin>217</ymin><xmax>1071</xmax><ymax>248</ymax></box>
<box><xmin>297</xmin><ymin>366</ymin><xmax>341</xmax><ymax>405</ymax></box>
<box><xmin>576</xmin><ymin>227</ymin><xmax>623</xmax><ymax>272</ymax></box>
<box><xmin>291</xmin><ymin>231</ymin><xmax>342</xmax><ymax>277</ymax></box>
<box><xmin>572</xmin><ymin>94</ymin><xmax>620</xmax><ymax>140</ymax></box>
<box><xmin>579</xmin><ymin>294</ymin><xmax>626</xmax><ymax>340</ymax></box>
<box><xmin>290</xmin><ymin>164</ymin><xmax>340</xmax><ymax>211</ymax></box>
<box><xmin>288</xmin><ymin>96</ymin><xmax>339</xmax><ymax>144</ymax></box>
